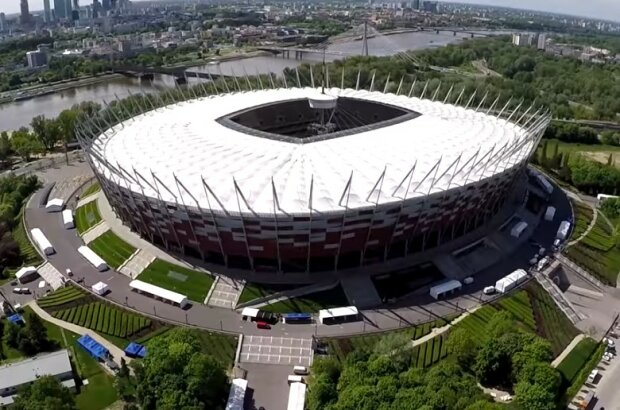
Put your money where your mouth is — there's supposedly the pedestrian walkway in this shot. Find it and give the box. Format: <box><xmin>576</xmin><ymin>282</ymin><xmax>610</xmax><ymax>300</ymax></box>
<box><xmin>77</xmin><ymin>191</ymin><xmax>100</xmax><ymax>208</ymax></box>
<box><xmin>50</xmin><ymin>175</ymin><xmax>93</xmax><ymax>202</ymax></box>
<box><xmin>552</xmin><ymin>334</ymin><xmax>586</xmax><ymax>368</ymax></box>
<box><xmin>82</xmin><ymin>223</ymin><xmax>109</xmax><ymax>244</ymax></box>
<box><xmin>37</xmin><ymin>262</ymin><xmax>65</xmax><ymax>290</ymax></box>
<box><xmin>207</xmin><ymin>276</ymin><xmax>244</xmax><ymax>309</ymax></box>
<box><xmin>532</xmin><ymin>261</ymin><xmax>583</xmax><ymax>324</ymax></box>
<box><xmin>119</xmin><ymin>249</ymin><xmax>155</xmax><ymax>279</ymax></box>
<box><xmin>407</xmin><ymin>306</ymin><xmax>478</xmax><ymax>350</ymax></box>
<box><xmin>556</xmin><ymin>254</ymin><xmax>604</xmax><ymax>291</ymax></box>
<box><xmin>567</xmin><ymin>205</ymin><xmax>597</xmax><ymax>247</ymax></box>
<box><xmin>27</xmin><ymin>301</ymin><xmax>130</xmax><ymax>368</ymax></box>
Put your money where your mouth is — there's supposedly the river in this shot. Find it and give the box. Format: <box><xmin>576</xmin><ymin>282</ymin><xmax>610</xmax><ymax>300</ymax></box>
<box><xmin>0</xmin><ymin>30</ymin><xmax>495</xmax><ymax>132</ymax></box>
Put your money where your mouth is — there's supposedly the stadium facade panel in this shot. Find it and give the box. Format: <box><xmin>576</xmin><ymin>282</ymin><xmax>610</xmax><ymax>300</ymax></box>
<box><xmin>79</xmin><ymin>86</ymin><xmax>550</xmax><ymax>274</ymax></box>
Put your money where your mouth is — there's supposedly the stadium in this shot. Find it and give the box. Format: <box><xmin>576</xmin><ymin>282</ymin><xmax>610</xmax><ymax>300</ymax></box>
<box><xmin>77</xmin><ymin>84</ymin><xmax>550</xmax><ymax>276</ymax></box>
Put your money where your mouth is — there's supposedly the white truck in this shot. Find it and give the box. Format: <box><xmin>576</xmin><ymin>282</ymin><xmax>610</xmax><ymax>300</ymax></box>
<box><xmin>556</xmin><ymin>220</ymin><xmax>571</xmax><ymax>240</ymax></box>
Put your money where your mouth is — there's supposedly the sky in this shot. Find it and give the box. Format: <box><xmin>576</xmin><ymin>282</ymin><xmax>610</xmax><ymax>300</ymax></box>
<box><xmin>1</xmin><ymin>0</ymin><xmax>619</xmax><ymax>23</ymax></box>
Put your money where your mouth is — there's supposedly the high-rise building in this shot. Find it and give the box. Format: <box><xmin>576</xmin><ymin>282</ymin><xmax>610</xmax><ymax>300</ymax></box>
<box><xmin>537</xmin><ymin>33</ymin><xmax>547</xmax><ymax>51</ymax></box>
<box><xmin>102</xmin><ymin>0</ymin><xmax>110</xmax><ymax>11</ymax></box>
<box><xmin>20</xmin><ymin>0</ymin><xmax>32</xmax><ymax>25</ymax></box>
<box><xmin>0</xmin><ymin>13</ymin><xmax>6</xmax><ymax>31</ymax></box>
<box><xmin>26</xmin><ymin>50</ymin><xmax>48</xmax><ymax>68</ymax></box>
<box><xmin>43</xmin><ymin>0</ymin><xmax>52</xmax><ymax>22</ymax></box>
<box><xmin>54</xmin><ymin>0</ymin><xmax>67</xmax><ymax>18</ymax></box>
<box><xmin>422</xmin><ymin>1</ymin><xmax>438</xmax><ymax>13</ymax></box>
<box><xmin>65</xmin><ymin>0</ymin><xmax>72</xmax><ymax>18</ymax></box>
<box><xmin>412</xmin><ymin>0</ymin><xmax>420</xmax><ymax>9</ymax></box>
<box><xmin>92</xmin><ymin>0</ymin><xmax>100</xmax><ymax>18</ymax></box>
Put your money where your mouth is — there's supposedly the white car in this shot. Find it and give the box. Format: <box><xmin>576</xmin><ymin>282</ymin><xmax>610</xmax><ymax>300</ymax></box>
<box><xmin>603</xmin><ymin>337</ymin><xmax>615</xmax><ymax>347</ymax></box>
<box><xmin>483</xmin><ymin>286</ymin><xmax>496</xmax><ymax>295</ymax></box>
<box><xmin>65</xmin><ymin>268</ymin><xmax>73</xmax><ymax>277</ymax></box>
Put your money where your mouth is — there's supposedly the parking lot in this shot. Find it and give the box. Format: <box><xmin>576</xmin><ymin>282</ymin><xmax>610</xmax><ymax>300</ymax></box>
<box><xmin>239</xmin><ymin>335</ymin><xmax>313</xmax><ymax>366</ymax></box>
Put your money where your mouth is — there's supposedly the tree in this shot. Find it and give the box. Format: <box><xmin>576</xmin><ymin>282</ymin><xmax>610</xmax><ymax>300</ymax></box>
<box><xmin>115</xmin><ymin>358</ymin><xmax>134</xmax><ymax>403</ymax></box>
<box><xmin>446</xmin><ymin>328</ymin><xmax>477</xmax><ymax>368</ymax></box>
<box><xmin>133</xmin><ymin>328</ymin><xmax>228</xmax><ymax>410</ymax></box>
<box><xmin>5</xmin><ymin>312</ymin><xmax>50</xmax><ymax>355</ymax></box>
<box><xmin>0</xmin><ymin>131</ymin><xmax>11</xmax><ymax>168</ymax></box>
<box><xmin>10</xmin><ymin>128</ymin><xmax>42</xmax><ymax>162</ymax></box>
<box><xmin>514</xmin><ymin>380</ymin><xmax>556</xmax><ymax>410</ymax></box>
<box><xmin>56</xmin><ymin>109</ymin><xmax>78</xmax><ymax>164</ymax></box>
<box><xmin>307</xmin><ymin>374</ymin><xmax>337</xmax><ymax>410</ymax></box>
<box><xmin>12</xmin><ymin>375</ymin><xmax>77</xmax><ymax>410</ymax></box>
<box><xmin>31</xmin><ymin>116</ymin><xmax>62</xmax><ymax>152</ymax></box>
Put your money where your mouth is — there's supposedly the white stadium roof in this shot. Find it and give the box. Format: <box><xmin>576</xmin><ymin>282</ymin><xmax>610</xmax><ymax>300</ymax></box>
<box><xmin>92</xmin><ymin>87</ymin><xmax>540</xmax><ymax>215</ymax></box>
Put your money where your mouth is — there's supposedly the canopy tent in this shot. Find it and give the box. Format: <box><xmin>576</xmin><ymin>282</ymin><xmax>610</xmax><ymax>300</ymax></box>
<box><xmin>129</xmin><ymin>280</ymin><xmax>188</xmax><ymax>308</ymax></box>
<box><xmin>124</xmin><ymin>342</ymin><xmax>147</xmax><ymax>358</ymax></box>
<box><xmin>31</xmin><ymin>228</ymin><xmax>55</xmax><ymax>255</ymax></box>
<box><xmin>15</xmin><ymin>266</ymin><xmax>38</xmax><ymax>284</ymax></box>
<box><xmin>78</xmin><ymin>246</ymin><xmax>108</xmax><ymax>272</ymax></box>
<box><xmin>225</xmin><ymin>378</ymin><xmax>248</xmax><ymax>410</ymax></box>
<box><xmin>91</xmin><ymin>281</ymin><xmax>109</xmax><ymax>296</ymax></box>
<box><xmin>7</xmin><ymin>314</ymin><xmax>24</xmax><ymax>325</ymax></box>
<box><xmin>77</xmin><ymin>334</ymin><xmax>109</xmax><ymax>360</ymax></box>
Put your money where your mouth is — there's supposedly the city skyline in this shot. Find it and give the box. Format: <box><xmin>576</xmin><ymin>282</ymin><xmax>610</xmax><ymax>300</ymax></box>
<box><xmin>0</xmin><ymin>0</ymin><xmax>619</xmax><ymax>24</ymax></box>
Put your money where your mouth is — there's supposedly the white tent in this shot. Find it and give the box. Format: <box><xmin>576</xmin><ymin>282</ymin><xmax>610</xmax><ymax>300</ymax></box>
<box><xmin>91</xmin><ymin>281</ymin><xmax>109</xmax><ymax>296</ymax></box>
<box><xmin>129</xmin><ymin>280</ymin><xmax>188</xmax><ymax>308</ymax></box>
<box><xmin>15</xmin><ymin>266</ymin><xmax>38</xmax><ymax>284</ymax></box>
<box><xmin>495</xmin><ymin>269</ymin><xmax>528</xmax><ymax>293</ymax></box>
<box><xmin>78</xmin><ymin>246</ymin><xmax>108</xmax><ymax>271</ymax></box>
<box><xmin>62</xmin><ymin>209</ymin><xmax>74</xmax><ymax>229</ymax></box>
<box><xmin>30</xmin><ymin>228</ymin><xmax>55</xmax><ymax>255</ymax></box>
<box><xmin>225</xmin><ymin>378</ymin><xmax>248</xmax><ymax>410</ymax></box>
<box><xmin>45</xmin><ymin>198</ymin><xmax>64</xmax><ymax>213</ymax></box>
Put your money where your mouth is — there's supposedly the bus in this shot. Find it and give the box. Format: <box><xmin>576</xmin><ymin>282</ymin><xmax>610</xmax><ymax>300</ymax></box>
<box><xmin>318</xmin><ymin>306</ymin><xmax>359</xmax><ymax>325</ymax></box>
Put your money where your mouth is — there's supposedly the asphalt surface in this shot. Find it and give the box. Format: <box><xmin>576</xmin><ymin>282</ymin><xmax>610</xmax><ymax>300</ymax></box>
<box><xmin>14</xmin><ymin>163</ymin><xmax>576</xmax><ymax>340</ymax></box>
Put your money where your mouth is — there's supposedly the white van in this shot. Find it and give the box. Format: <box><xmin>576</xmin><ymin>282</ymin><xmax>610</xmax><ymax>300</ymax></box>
<box><xmin>293</xmin><ymin>366</ymin><xmax>308</xmax><ymax>375</ymax></box>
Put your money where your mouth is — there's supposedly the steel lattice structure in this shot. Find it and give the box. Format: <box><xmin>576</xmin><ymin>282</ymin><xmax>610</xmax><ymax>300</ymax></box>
<box><xmin>77</xmin><ymin>70</ymin><xmax>550</xmax><ymax>274</ymax></box>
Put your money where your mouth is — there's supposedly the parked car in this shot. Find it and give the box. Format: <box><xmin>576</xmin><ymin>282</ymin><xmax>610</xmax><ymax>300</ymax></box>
<box><xmin>603</xmin><ymin>337</ymin><xmax>615</xmax><ymax>347</ymax></box>
<box><xmin>256</xmin><ymin>321</ymin><xmax>271</xmax><ymax>330</ymax></box>
<box><xmin>483</xmin><ymin>286</ymin><xmax>496</xmax><ymax>295</ymax></box>
<box><xmin>66</xmin><ymin>269</ymin><xmax>73</xmax><ymax>277</ymax></box>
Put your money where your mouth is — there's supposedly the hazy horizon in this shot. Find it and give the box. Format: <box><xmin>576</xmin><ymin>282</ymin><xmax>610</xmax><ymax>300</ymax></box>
<box><xmin>0</xmin><ymin>0</ymin><xmax>619</xmax><ymax>23</ymax></box>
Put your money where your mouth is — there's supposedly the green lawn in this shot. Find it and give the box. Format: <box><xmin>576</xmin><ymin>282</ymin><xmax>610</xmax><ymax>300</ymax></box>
<box><xmin>538</xmin><ymin>139</ymin><xmax>620</xmax><ymax>168</ymax></box>
<box><xmin>81</xmin><ymin>182</ymin><xmax>101</xmax><ymax>198</ymax></box>
<box><xmin>88</xmin><ymin>231</ymin><xmax>136</xmax><ymax>269</ymax></box>
<box><xmin>237</xmin><ymin>282</ymin><xmax>300</xmax><ymax>305</ymax></box>
<box><xmin>51</xmin><ymin>301</ymin><xmax>152</xmax><ymax>342</ymax></box>
<box><xmin>326</xmin><ymin>316</ymin><xmax>455</xmax><ymax>362</ymax></box>
<box><xmin>38</xmin><ymin>286</ymin><xmax>88</xmax><ymax>309</ymax></box>
<box><xmin>556</xmin><ymin>338</ymin><xmax>599</xmax><ymax>386</ymax></box>
<box><xmin>565</xmin><ymin>210</ymin><xmax>620</xmax><ymax>286</ymax></box>
<box><xmin>137</xmin><ymin>259</ymin><xmax>214</xmax><ymax>302</ymax></box>
<box><xmin>5</xmin><ymin>208</ymin><xmax>43</xmax><ymax>278</ymax></box>
<box><xmin>570</xmin><ymin>199</ymin><xmax>594</xmax><ymax>241</ymax></box>
<box><xmin>526</xmin><ymin>282</ymin><xmax>579</xmax><ymax>356</ymax></box>
<box><xmin>23</xmin><ymin>306</ymin><xmax>118</xmax><ymax>410</ymax></box>
<box><xmin>75</xmin><ymin>201</ymin><xmax>102</xmax><ymax>234</ymax></box>
<box><xmin>261</xmin><ymin>285</ymin><xmax>350</xmax><ymax>313</ymax></box>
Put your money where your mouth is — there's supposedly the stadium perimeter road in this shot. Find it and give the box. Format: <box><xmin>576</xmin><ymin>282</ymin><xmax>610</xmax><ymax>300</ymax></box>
<box><xmin>23</xmin><ymin>162</ymin><xmax>575</xmax><ymax>340</ymax></box>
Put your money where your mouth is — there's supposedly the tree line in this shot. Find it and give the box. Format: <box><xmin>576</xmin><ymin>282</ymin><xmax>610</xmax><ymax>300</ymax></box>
<box><xmin>308</xmin><ymin>310</ymin><xmax>562</xmax><ymax>410</ymax></box>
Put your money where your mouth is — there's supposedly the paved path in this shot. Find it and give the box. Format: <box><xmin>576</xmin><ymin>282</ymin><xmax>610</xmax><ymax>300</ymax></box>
<box><xmin>119</xmin><ymin>249</ymin><xmax>155</xmax><ymax>279</ymax></box>
<box><xmin>207</xmin><ymin>276</ymin><xmax>244</xmax><ymax>309</ymax></box>
<box><xmin>82</xmin><ymin>223</ymin><xmax>109</xmax><ymax>244</ymax></box>
<box><xmin>28</xmin><ymin>301</ymin><xmax>130</xmax><ymax>368</ymax></box>
<box><xmin>551</xmin><ymin>334</ymin><xmax>586</xmax><ymax>367</ymax></box>
<box><xmin>408</xmin><ymin>306</ymin><xmax>479</xmax><ymax>349</ymax></box>
<box><xmin>77</xmin><ymin>191</ymin><xmax>100</xmax><ymax>208</ymax></box>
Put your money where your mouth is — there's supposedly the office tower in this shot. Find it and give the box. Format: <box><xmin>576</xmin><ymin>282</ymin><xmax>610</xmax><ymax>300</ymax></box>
<box><xmin>65</xmin><ymin>0</ymin><xmax>72</xmax><ymax>18</ymax></box>
<box><xmin>54</xmin><ymin>0</ymin><xmax>66</xmax><ymax>18</ymax></box>
<box><xmin>102</xmin><ymin>0</ymin><xmax>110</xmax><ymax>11</ymax></box>
<box><xmin>111</xmin><ymin>0</ymin><xmax>117</xmax><ymax>10</ymax></box>
<box><xmin>92</xmin><ymin>0</ymin><xmax>100</xmax><ymax>18</ymax></box>
<box><xmin>20</xmin><ymin>0</ymin><xmax>31</xmax><ymax>25</ymax></box>
<box><xmin>0</xmin><ymin>13</ymin><xmax>6</xmax><ymax>31</ymax></box>
<box><xmin>26</xmin><ymin>50</ymin><xmax>48</xmax><ymax>68</ymax></box>
<box><xmin>73</xmin><ymin>0</ymin><xmax>79</xmax><ymax>9</ymax></box>
<box><xmin>412</xmin><ymin>0</ymin><xmax>420</xmax><ymax>9</ymax></box>
<box><xmin>44</xmin><ymin>0</ymin><xmax>52</xmax><ymax>22</ymax></box>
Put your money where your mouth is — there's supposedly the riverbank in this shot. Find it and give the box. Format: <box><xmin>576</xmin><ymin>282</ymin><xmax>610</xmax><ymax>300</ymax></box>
<box><xmin>0</xmin><ymin>73</ymin><xmax>125</xmax><ymax>105</ymax></box>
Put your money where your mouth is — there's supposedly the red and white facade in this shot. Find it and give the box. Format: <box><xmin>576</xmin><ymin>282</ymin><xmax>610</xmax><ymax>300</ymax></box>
<box><xmin>78</xmin><ymin>87</ymin><xmax>550</xmax><ymax>274</ymax></box>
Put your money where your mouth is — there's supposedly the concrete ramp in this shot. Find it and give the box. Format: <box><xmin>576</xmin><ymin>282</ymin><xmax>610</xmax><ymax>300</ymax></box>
<box><xmin>340</xmin><ymin>274</ymin><xmax>381</xmax><ymax>309</ymax></box>
<box><xmin>433</xmin><ymin>254</ymin><xmax>470</xmax><ymax>280</ymax></box>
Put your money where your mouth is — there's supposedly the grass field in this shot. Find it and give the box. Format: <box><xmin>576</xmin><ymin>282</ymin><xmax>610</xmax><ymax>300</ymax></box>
<box><xmin>75</xmin><ymin>201</ymin><xmax>102</xmax><ymax>234</ymax></box>
<box><xmin>538</xmin><ymin>139</ymin><xmax>620</xmax><ymax>168</ymax></box>
<box><xmin>51</xmin><ymin>301</ymin><xmax>152</xmax><ymax>341</ymax></box>
<box><xmin>556</xmin><ymin>338</ymin><xmax>599</xmax><ymax>386</ymax></box>
<box><xmin>137</xmin><ymin>259</ymin><xmax>214</xmax><ymax>302</ymax></box>
<box><xmin>261</xmin><ymin>285</ymin><xmax>350</xmax><ymax>313</ymax></box>
<box><xmin>493</xmin><ymin>289</ymin><xmax>536</xmax><ymax>332</ymax></box>
<box><xmin>88</xmin><ymin>231</ymin><xmax>136</xmax><ymax>269</ymax></box>
<box><xmin>526</xmin><ymin>282</ymin><xmax>579</xmax><ymax>356</ymax></box>
<box><xmin>570</xmin><ymin>199</ymin><xmax>594</xmax><ymax>241</ymax></box>
<box><xmin>326</xmin><ymin>316</ymin><xmax>454</xmax><ymax>361</ymax></box>
<box><xmin>237</xmin><ymin>282</ymin><xmax>300</xmax><ymax>305</ymax></box>
<box><xmin>565</xmin><ymin>210</ymin><xmax>620</xmax><ymax>286</ymax></box>
<box><xmin>22</xmin><ymin>306</ymin><xmax>118</xmax><ymax>410</ymax></box>
<box><xmin>81</xmin><ymin>182</ymin><xmax>101</xmax><ymax>198</ymax></box>
<box><xmin>38</xmin><ymin>286</ymin><xmax>88</xmax><ymax>309</ymax></box>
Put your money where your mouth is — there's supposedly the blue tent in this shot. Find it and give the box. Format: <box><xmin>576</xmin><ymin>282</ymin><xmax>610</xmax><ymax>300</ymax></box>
<box><xmin>124</xmin><ymin>342</ymin><xmax>147</xmax><ymax>358</ymax></box>
<box><xmin>7</xmin><ymin>314</ymin><xmax>24</xmax><ymax>325</ymax></box>
<box><xmin>77</xmin><ymin>334</ymin><xmax>109</xmax><ymax>360</ymax></box>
